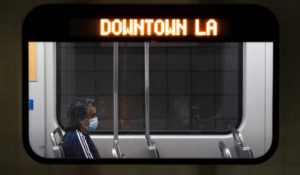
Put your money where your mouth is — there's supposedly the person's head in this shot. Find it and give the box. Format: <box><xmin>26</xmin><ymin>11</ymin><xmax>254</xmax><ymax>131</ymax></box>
<box><xmin>65</xmin><ymin>98</ymin><xmax>98</xmax><ymax>133</ymax></box>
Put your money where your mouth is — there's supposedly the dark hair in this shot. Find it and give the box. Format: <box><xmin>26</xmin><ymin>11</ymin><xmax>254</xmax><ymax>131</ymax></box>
<box><xmin>65</xmin><ymin>98</ymin><xmax>95</xmax><ymax>131</ymax></box>
<box><xmin>86</xmin><ymin>98</ymin><xmax>96</xmax><ymax>107</ymax></box>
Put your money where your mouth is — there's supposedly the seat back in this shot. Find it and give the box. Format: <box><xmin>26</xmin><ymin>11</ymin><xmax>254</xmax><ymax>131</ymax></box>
<box><xmin>50</xmin><ymin>127</ymin><xmax>65</xmax><ymax>158</ymax></box>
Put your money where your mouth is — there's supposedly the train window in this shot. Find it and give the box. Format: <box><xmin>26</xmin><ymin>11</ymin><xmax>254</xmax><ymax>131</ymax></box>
<box><xmin>56</xmin><ymin>42</ymin><xmax>242</xmax><ymax>133</ymax></box>
<box><xmin>25</xmin><ymin>5</ymin><xmax>278</xmax><ymax>161</ymax></box>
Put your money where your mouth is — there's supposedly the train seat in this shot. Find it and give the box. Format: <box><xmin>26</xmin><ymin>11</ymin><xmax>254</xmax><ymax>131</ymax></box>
<box><xmin>50</xmin><ymin>127</ymin><xmax>65</xmax><ymax>158</ymax></box>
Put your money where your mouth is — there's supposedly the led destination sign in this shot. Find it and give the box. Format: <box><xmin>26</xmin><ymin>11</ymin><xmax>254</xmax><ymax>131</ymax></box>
<box><xmin>100</xmin><ymin>18</ymin><xmax>218</xmax><ymax>37</ymax></box>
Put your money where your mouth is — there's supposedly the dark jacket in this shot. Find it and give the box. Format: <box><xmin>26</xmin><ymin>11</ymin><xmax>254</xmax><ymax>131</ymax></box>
<box><xmin>61</xmin><ymin>130</ymin><xmax>100</xmax><ymax>158</ymax></box>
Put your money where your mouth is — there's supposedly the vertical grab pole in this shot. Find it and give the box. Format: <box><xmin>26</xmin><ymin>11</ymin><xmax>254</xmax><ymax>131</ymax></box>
<box><xmin>144</xmin><ymin>42</ymin><xmax>159</xmax><ymax>158</ymax></box>
<box><xmin>112</xmin><ymin>42</ymin><xmax>123</xmax><ymax>158</ymax></box>
<box><xmin>145</xmin><ymin>42</ymin><xmax>150</xmax><ymax>143</ymax></box>
<box><xmin>113</xmin><ymin>42</ymin><xmax>119</xmax><ymax>145</ymax></box>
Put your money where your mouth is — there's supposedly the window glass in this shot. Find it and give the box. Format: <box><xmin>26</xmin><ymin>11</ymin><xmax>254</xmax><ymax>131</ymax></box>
<box><xmin>119</xmin><ymin>43</ymin><xmax>145</xmax><ymax>131</ymax></box>
<box><xmin>57</xmin><ymin>42</ymin><xmax>114</xmax><ymax>131</ymax></box>
<box><xmin>149</xmin><ymin>42</ymin><xmax>242</xmax><ymax>132</ymax></box>
<box><xmin>57</xmin><ymin>42</ymin><xmax>242</xmax><ymax>133</ymax></box>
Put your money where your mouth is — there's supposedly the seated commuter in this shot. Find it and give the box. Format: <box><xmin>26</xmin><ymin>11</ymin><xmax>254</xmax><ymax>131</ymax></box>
<box><xmin>61</xmin><ymin>98</ymin><xmax>100</xmax><ymax>158</ymax></box>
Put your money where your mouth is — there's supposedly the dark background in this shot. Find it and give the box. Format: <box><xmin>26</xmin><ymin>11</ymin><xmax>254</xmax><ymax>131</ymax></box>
<box><xmin>0</xmin><ymin>0</ymin><xmax>299</xmax><ymax>174</ymax></box>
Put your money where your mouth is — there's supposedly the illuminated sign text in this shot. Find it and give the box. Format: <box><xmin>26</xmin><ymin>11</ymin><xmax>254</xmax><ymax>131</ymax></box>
<box><xmin>100</xmin><ymin>18</ymin><xmax>218</xmax><ymax>37</ymax></box>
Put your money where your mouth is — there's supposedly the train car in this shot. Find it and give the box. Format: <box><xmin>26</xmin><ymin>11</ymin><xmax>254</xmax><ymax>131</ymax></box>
<box><xmin>24</xmin><ymin>5</ymin><xmax>278</xmax><ymax>162</ymax></box>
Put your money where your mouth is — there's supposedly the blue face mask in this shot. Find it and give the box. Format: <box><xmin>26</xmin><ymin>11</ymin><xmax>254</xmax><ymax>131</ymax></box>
<box><xmin>85</xmin><ymin>117</ymin><xmax>98</xmax><ymax>133</ymax></box>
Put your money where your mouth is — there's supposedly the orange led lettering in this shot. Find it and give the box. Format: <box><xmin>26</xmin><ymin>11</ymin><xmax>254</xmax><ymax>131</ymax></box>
<box><xmin>133</xmin><ymin>19</ymin><xmax>145</xmax><ymax>36</ymax></box>
<box><xmin>165</xmin><ymin>19</ymin><xmax>176</xmax><ymax>36</ymax></box>
<box><xmin>145</xmin><ymin>19</ymin><xmax>154</xmax><ymax>36</ymax></box>
<box><xmin>195</xmin><ymin>19</ymin><xmax>218</xmax><ymax>36</ymax></box>
<box><xmin>195</xmin><ymin>19</ymin><xmax>206</xmax><ymax>36</ymax></box>
<box><xmin>100</xmin><ymin>19</ymin><xmax>111</xmax><ymax>36</ymax></box>
<box><xmin>176</xmin><ymin>19</ymin><xmax>187</xmax><ymax>36</ymax></box>
<box><xmin>206</xmin><ymin>19</ymin><xmax>217</xmax><ymax>36</ymax></box>
<box><xmin>122</xmin><ymin>19</ymin><xmax>134</xmax><ymax>35</ymax></box>
<box><xmin>112</xmin><ymin>19</ymin><xmax>122</xmax><ymax>35</ymax></box>
<box><xmin>154</xmin><ymin>19</ymin><xmax>164</xmax><ymax>36</ymax></box>
<box><xmin>99</xmin><ymin>18</ymin><xmax>218</xmax><ymax>37</ymax></box>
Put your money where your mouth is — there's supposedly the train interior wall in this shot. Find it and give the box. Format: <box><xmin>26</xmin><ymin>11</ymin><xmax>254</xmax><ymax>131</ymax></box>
<box><xmin>28</xmin><ymin>42</ymin><xmax>273</xmax><ymax>159</ymax></box>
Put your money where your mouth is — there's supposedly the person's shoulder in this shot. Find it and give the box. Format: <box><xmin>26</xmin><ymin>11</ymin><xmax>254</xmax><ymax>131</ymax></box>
<box><xmin>64</xmin><ymin>130</ymin><xmax>80</xmax><ymax>141</ymax></box>
<box><xmin>65</xmin><ymin>130</ymin><xmax>77</xmax><ymax>137</ymax></box>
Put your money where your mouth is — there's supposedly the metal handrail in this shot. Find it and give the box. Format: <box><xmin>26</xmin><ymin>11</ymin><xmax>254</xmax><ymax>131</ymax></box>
<box><xmin>146</xmin><ymin>135</ymin><xmax>159</xmax><ymax>158</ymax></box>
<box><xmin>219</xmin><ymin>141</ymin><xmax>232</xmax><ymax>159</ymax></box>
<box><xmin>144</xmin><ymin>42</ymin><xmax>159</xmax><ymax>158</ymax></box>
<box><xmin>111</xmin><ymin>42</ymin><xmax>124</xmax><ymax>158</ymax></box>
<box><xmin>242</xmin><ymin>146</ymin><xmax>254</xmax><ymax>158</ymax></box>
<box><xmin>112</xmin><ymin>139</ymin><xmax>123</xmax><ymax>158</ymax></box>
<box><xmin>231</xmin><ymin>128</ymin><xmax>254</xmax><ymax>158</ymax></box>
<box><xmin>232</xmin><ymin>128</ymin><xmax>245</xmax><ymax>147</ymax></box>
